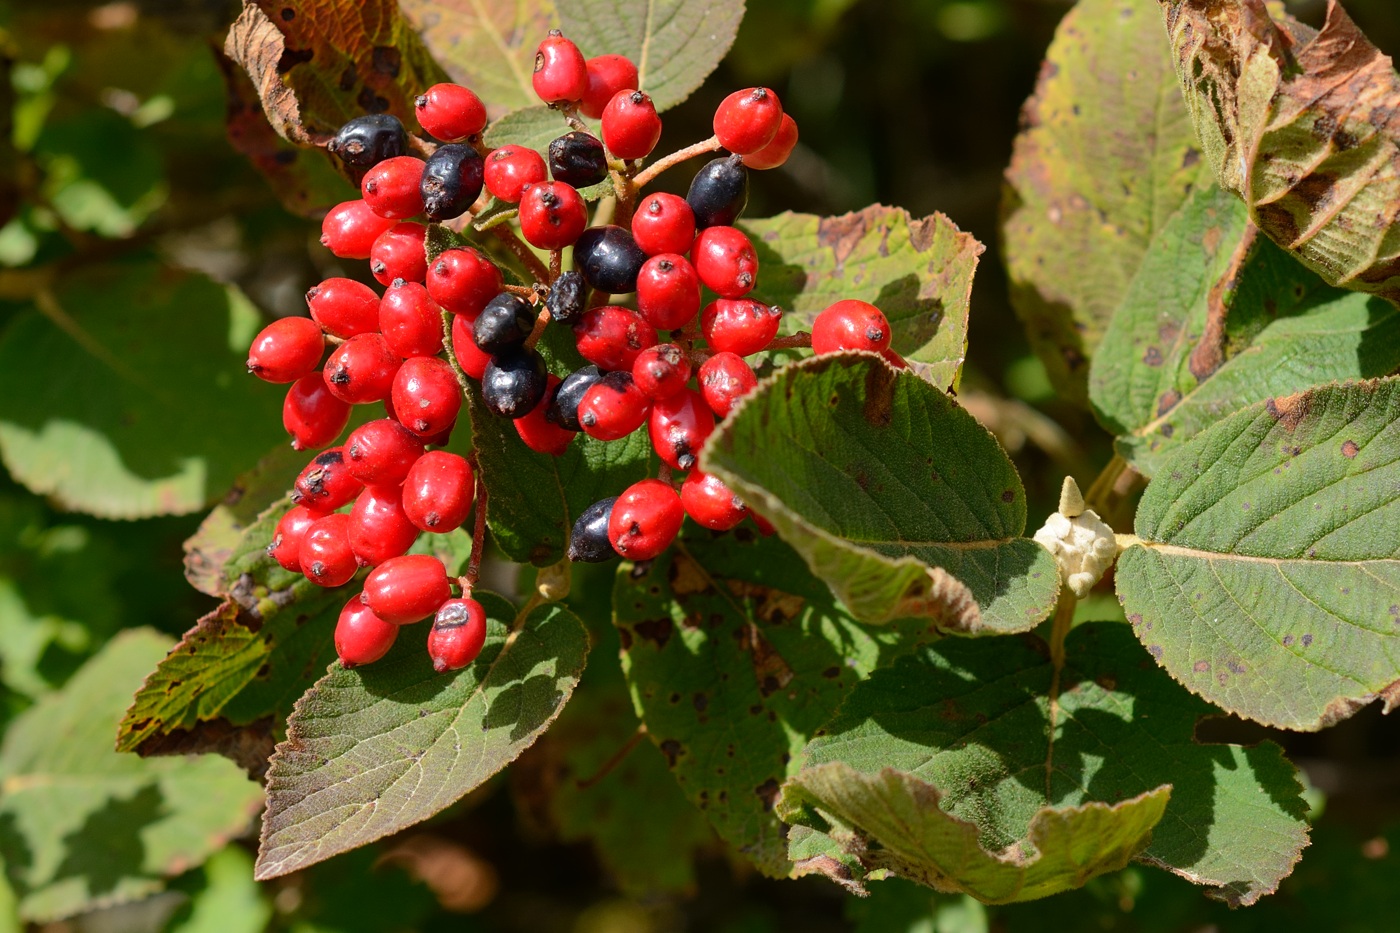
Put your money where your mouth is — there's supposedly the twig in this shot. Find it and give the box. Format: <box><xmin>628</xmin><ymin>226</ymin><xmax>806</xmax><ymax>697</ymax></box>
<box><xmin>488</xmin><ymin>224</ymin><xmax>550</xmax><ymax>284</ymax></box>
<box><xmin>1043</xmin><ymin>594</ymin><xmax>1077</xmax><ymax>798</ymax></box>
<box><xmin>633</xmin><ymin>135</ymin><xmax>722</xmax><ymax>189</ymax></box>
<box><xmin>576</xmin><ymin>726</ymin><xmax>648</xmax><ymax>790</ymax></box>
<box><xmin>465</xmin><ymin>462</ymin><xmax>488</xmax><ymax>591</ymax></box>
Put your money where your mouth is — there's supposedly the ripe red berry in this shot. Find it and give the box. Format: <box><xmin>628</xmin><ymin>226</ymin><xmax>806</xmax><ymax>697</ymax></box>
<box><xmin>608</xmin><ymin>478</ymin><xmax>684</xmax><ymax>560</ymax></box>
<box><xmin>323</xmin><ymin>333</ymin><xmax>402</xmax><ymax>405</ymax></box>
<box><xmin>346</xmin><ymin>418</ymin><xmax>425</xmax><ymax>486</ymax></box>
<box><xmin>428</xmin><ymin>247</ymin><xmax>502</xmax><ymax>317</ymax></box>
<box><xmin>392</xmin><ymin>356</ymin><xmax>463</xmax><ymax>437</ymax></box>
<box><xmin>369</xmin><ymin>222</ymin><xmax>428</xmax><ymax>286</ymax></box>
<box><xmin>649</xmin><ymin>389</ymin><xmax>716</xmax><ymax>471</ymax></box>
<box><xmin>701</xmin><ymin>299</ymin><xmax>782</xmax><ymax>357</ymax></box>
<box><xmin>284</xmin><ymin>374</ymin><xmax>352</xmax><ymax>450</ymax></box>
<box><xmin>636</xmin><ymin>254</ymin><xmax>701</xmax><ymax>330</ymax></box>
<box><xmin>514</xmin><ymin>375</ymin><xmax>576</xmax><ymax>455</ymax></box>
<box><xmin>248</xmin><ymin>316</ymin><xmax>324</xmax><ymax>383</ymax></box>
<box><xmin>321</xmin><ymin>199</ymin><xmax>397</xmax><ymax>259</ymax></box>
<box><xmin>268</xmin><ymin>504</ymin><xmax>329</xmax><ymax>572</ymax></box>
<box><xmin>307</xmin><ymin>278</ymin><xmax>380</xmax><ymax>338</ymax></box>
<box><xmin>573</xmin><ymin>306</ymin><xmax>657</xmax><ymax>372</ymax></box>
<box><xmin>402</xmin><ymin>450</ymin><xmax>475</xmax><ymax>533</ymax></box>
<box><xmin>631</xmin><ymin>193</ymin><xmax>696</xmax><ymax>256</ymax></box>
<box><xmin>631</xmin><ymin>344</ymin><xmax>691</xmax><ymax>400</ymax></box>
<box><xmin>713</xmin><ymin>87</ymin><xmax>783</xmax><ymax>155</ymax></box>
<box><xmin>299</xmin><ymin>513</ymin><xmax>358</xmax><ymax>587</ymax></box>
<box><xmin>743</xmin><ymin>114</ymin><xmax>799</xmax><ymax>170</ymax></box>
<box><xmin>532</xmin><ymin>30</ymin><xmax>588</xmax><ymax>104</ymax></box>
<box><xmin>450</xmin><ymin>313</ymin><xmax>491</xmax><ymax>380</ymax></box>
<box><xmin>483</xmin><ymin>145</ymin><xmax>548</xmax><ymax>203</ymax></box>
<box><xmin>380</xmin><ymin>280</ymin><xmax>444</xmax><ymax>358</ymax></box>
<box><xmin>335</xmin><ymin>595</ymin><xmax>399</xmax><ymax>667</ymax></box>
<box><xmin>361</xmin><ymin>156</ymin><xmax>427</xmax><ymax>219</ymax></box>
<box><xmin>578</xmin><ymin>371</ymin><xmax>650</xmax><ymax>441</ymax></box>
<box><xmin>680</xmin><ymin>470</ymin><xmax>747</xmax><ymax>530</ymax></box>
<box><xmin>349</xmin><ymin>485</ymin><xmax>421</xmax><ymax>567</ymax></box>
<box><xmin>881</xmin><ymin>348</ymin><xmax>909</xmax><ymax>369</ymax></box>
<box><xmin>811</xmin><ymin>299</ymin><xmax>891</xmax><ymax>354</ymax></box>
<box><xmin>601</xmin><ymin>90</ymin><xmax>662</xmax><ymax>161</ymax></box>
<box><xmin>415</xmin><ymin>83</ymin><xmax>488</xmax><ymax>141</ymax></box>
<box><xmin>429</xmin><ymin>598</ymin><xmax>489</xmax><ymax>671</ymax></box>
<box><xmin>692</xmin><ymin>226</ymin><xmax>758</xmax><ymax>299</ymax></box>
<box><xmin>293</xmin><ymin>447</ymin><xmax>364</xmax><ymax>510</ymax></box>
<box><xmin>580</xmin><ymin>54</ymin><xmax>638</xmax><ymax>119</ymax></box>
<box><xmin>698</xmin><ymin>351</ymin><xmax>757</xmax><ymax>419</ymax></box>
<box><xmin>363</xmin><ymin>554</ymin><xmax>451</xmax><ymax>625</ymax></box>
<box><xmin>518</xmin><ymin>181</ymin><xmax>588</xmax><ymax>250</ymax></box>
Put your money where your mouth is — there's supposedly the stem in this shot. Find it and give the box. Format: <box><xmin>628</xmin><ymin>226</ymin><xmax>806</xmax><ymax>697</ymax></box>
<box><xmin>1083</xmin><ymin>455</ymin><xmax>1144</xmax><ymax>531</ymax></box>
<box><xmin>632</xmin><ymin>135</ymin><xmax>722</xmax><ymax>189</ymax></box>
<box><xmin>1044</xmin><ymin>593</ymin><xmax>1077</xmax><ymax>798</ymax></box>
<box><xmin>549</xmin><ymin>249</ymin><xmax>562</xmax><ymax>283</ymax></box>
<box><xmin>575</xmin><ymin>726</ymin><xmax>648</xmax><ymax>790</ymax></box>
<box><xmin>489</xmin><ymin>224</ymin><xmax>550</xmax><ymax>284</ymax></box>
<box><xmin>523</xmin><ymin>307</ymin><xmax>551</xmax><ymax>351</ymax></box>
<box><xmin>764</xmin><ymin>331</ymin><xmax>811</xmax><ymax>351</ymax></box>
<box><xmin>465</xmin><ymin>463</ymin><xmax>488</xmax><ymax>591</ymax></box>
<box><xmin>657</xmin><ymin>463</ymin><xmax>673</xmax><ymax>485</ymax></box>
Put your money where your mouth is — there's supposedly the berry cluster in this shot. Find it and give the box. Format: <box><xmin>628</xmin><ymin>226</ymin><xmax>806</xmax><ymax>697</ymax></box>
<box><xmin>246</xmin><ymin>29</ymin><xmax>899</xmax><ymax>672</ymax></box>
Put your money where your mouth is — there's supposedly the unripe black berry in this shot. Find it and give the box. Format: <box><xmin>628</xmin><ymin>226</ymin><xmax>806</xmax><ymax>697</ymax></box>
<box><xmin>473</xmin><ymin>292</ymin><xmax>536</xmax><ymax>354</ymax></box>
<box><xmin>328</xmin><ymin>114</ymin><xmax>407</xmax><ymax>168</ymax></box>
<box><xmin>574</xmin><ymin>225</ymin><xmax>647</xmax><ymax>294</ymax></box>
<box><xmin>546</xmin><ymin>270</ymin><xmax>588</xmax><ymax>324</ymax></box>
<box><xmin>481</xmin><ymin>347</ymin><xmax>548</xmax><ymax>419</ymax></box>
<box><xmin>421</xmin><ymin>143</ymin><xmax>484</xmax><ymax>221</ymax></box>
<box><xmin>548</xmin><ymin>131</ymin><xmax>608</xmax><ymax>189</ymax></box>
<box><xmin>686</xmin><ymin>154</ymin><xmax>749</xmax><ymax>229</ymax></box>
<box><xmin>547</xmin><ymin>364</ymin><xmax>604</xmax><ymax>431</ymax></box>
<box><xmin>568</xmin><ymin>496</ymin><xmax>618</xmax><ymax>562</ymax></box>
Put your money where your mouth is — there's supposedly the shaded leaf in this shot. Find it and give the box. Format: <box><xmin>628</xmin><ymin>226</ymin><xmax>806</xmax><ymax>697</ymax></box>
<box><xmin>482</xmin><ymin>105</ymin><xmax>581</xmax><ymax>157</ymax></box>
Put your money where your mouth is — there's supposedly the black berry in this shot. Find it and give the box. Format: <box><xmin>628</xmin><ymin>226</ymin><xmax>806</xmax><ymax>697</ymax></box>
<box><xmin>568</xmin><ymin>496</ymin><xmax>618</xmax><ymax>562</ymax></box>
<box><xmin>421</xmin><ymin>143</ymin><xmax>484</xmax><ymax>221</ymax></box>
<box><xmin>546</xmin><ymin>270</ymin><xmax>588</xmax><ymax>324</ymax></box>
<box><xmin>686</xmin><ymin>154</ymin><xmax>749</xmax><ymax>229</ymax></box>
<box><xmin>328</xmin><ymin>114</ymin><xmax>407</xmax><ymax>168</ymax></box>
<box><xmin>548</xmin><ymin>131</ymin><xmax>608</xmax><ymax>189</ymax></box>
<box><xmin>473</xmin><ymin>292</ymin><xmax>536</xmax><ymax>354</ymax></box>
<box><xmin>481</xmin><ymin>347</ymin><xmax>548</xmax><ymax>419</ymax></box>
<box><xmin>547</xmin><ymin>364</ymin><xmax>603</xmax><ymax>431</ymax></box>
<box><xmin>574</xmin><ymin>225</ymin><xmax>647</xmax><ymax>294</ymax></box>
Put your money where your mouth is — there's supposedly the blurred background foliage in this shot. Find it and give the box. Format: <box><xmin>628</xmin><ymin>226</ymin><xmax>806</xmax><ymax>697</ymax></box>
<box><xmin>0</xmin><ymin>0</ymin><xmax>1398</xmax><ymax>930</ymax></box>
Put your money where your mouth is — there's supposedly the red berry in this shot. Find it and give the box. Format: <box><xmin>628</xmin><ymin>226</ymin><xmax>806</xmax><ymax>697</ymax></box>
<box><xmin>284</xmin><ymin>374</ymin><xmax>351</xmax><ymax>450</ymax></box>
<box><xmin>293</xmin><ymin>446</ymin><xmax>364</xmax><ymax>510</ymax></box>
<box><xmin>299</xmin><ymin>513</ymin><xmax>358</xmax><ymax>587</ymax></box>
<box><xmin>701</xmin><ymin>299</ymin><xmax>782</xmax><ymax>357</ymax></box>
<box><xmin>380</xmin><ymin>280</ymin><xmax>444</xmax><ymax>358</ymax></box>
<box><xmin>483</xmin><ymin>145</ymin><xmax>548</xmax><ymax>203</ymax></box>
<box><xmin>608</xmin><ymin>478</ymin><xmax>683</xmax><ymax>560</ymax></box>
<box><xmin>881</xmin><ymin>348</ymin><xmax>908</xmax><ymax>370</ymax></box>
<box><xmin>532</xmin><ymin>30</ymin><xmax>588</xmax><ymax>104</ymax></box>
<box><xmin>631</xmin><ymin>344</ymin><xmax>691</xmax><ymax>400</ymax></box>
<box><xmin>450</xmin><ymin>313</ymin><xmax>491</xmax><ymax>380</ymax></box>
<box><xmin>349</xmin><ymin>485</ymin><xmax>421</xmax><ymax>567</ymax></box>
<box><xmin>361</xmin><ymin>156</ymin><xmax>426</xmax><ymax>219</ymax></box>
<box><xmin>518</xmin><ymin>181</ymin><xmax>588</xmax><ymax>250</ymax></box>
<box><xmin>268</xmin><ymin>504</ymin><xmax>329</xmax><ymax>572</ymax></box>
<box><xmin>415</xmin><ymin>83</ymin><xmax>488</xmax><ymax>141</ymax></box>
<box><xmin>749</xmin><ymin>509</ymin><xmax>777</xmax><ymax>537</ymax></box>
<box><xmin>429</xmin><ymin>597</ymin><xmax>489</xmax><ymax>671</ymax></box>
<box><xmin>307</xmin><ymin>278</ymin><xmax>380</xmax><ymax>338</ymax></box>
<box><xmin>402</xmin><ymin>450</ymin><xmax>475</xmax><ymax>533</ymax></box>
<box><xmin>392</xmin><ymin>356</ymin><xmax>463</xmax><ymax>437</ymax></box>
<box><xmin>632</xmin><ymin>193</ymin><xmax>696</xmax><ymax>257</ymax></box>
<box><xmin>680</xmin><ymin>470</ymin><xmax>747</xmax><ymax>530</ymax></box>
<box><xmin>248</xmin><ymin>316</ymin><xmax>324</xmax><ymax>383</ymax></box>
<box><xmin>578</xmin><ymin>371</ymin><xmax>650</xmax><ymax>441</ymax></box>
<box><xmin>321</xmin><ymin>199</ymin><xmax>398</xmax><ymax>259</ymax></box>
<box><xmin>698</xmin><ymin>351</ymin><xmax>757</xmax><ymax>419</ymax></box>
<box><xmin>692</xmin><ymin>226</ymin><xmax>758</xmax><ymax>299</ymax></box>
<box><xmin>363</xmin><ymin>554</ymin><xmax>451</xmax><ymax>624</ymax></box>
<box><xmin>514</xmin><ymin>375</ymin><xmax>576</xmax><ymax>455</ymax></box>
<box><xmin>713</xmin><ymin>87</ymin><xmax>783</xmax><ymax>155</ymax></box>
<box><xmin>601</xmin><ymin>90</ymin><xmax>662</xmax><ymax>161</ymax></box>
<box><xmin>428</xmin><ymin>247</ymin><xmax>503</xmax><ymax>317</ymax></box>
<box><xmin>369</xmin><ymin>222</ymin><xmax>428</xmax><ymax>286</ymax></box>
<box><xmin>636</xmin><ymin>254</ymin><xmax>701</xmax><ymax>330</ymax></box>
<box><xmin>743</xmin><ymin>114</ymin><xmax>799</xmax><ymax>170</ymax></box>
<box><xmin>648</xmin><ymin>389</ymin><xmax>715</xmax><ymax>471</ymax></box>
<box><xmin>573</xmin><ymin>306</ymin><xmax>657</xmax><ymax>372</ymax></box>
<box><xmin>324</xmin><ymin>333</ymin><xmax>401</xmax><ymax>404</ymax></box>
<box><xmin>335</xmin><ymin>595</ymin><xmax>399</xmax><ymax>667</ymax></box>
<box><xmin>346</xmin><ymin>418</ymin><xmax>425</xmax><ymax>485</ymax></box>
<box><xmin>811</xmin><ymin>299</ymin><xmax>891</xmax><ymax>354</ymax></box>
<box><xmin>580</xmin><ymin>54</ymin><xmax>639</xmax><ymax>119</ymax></box>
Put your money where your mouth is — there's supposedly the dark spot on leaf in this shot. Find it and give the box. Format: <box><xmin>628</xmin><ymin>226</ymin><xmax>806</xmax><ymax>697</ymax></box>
<box><xmin>668</xmin><ymin>692</ymin><xmax>680</xmax><ymax>704</ymax></box>
<box><xmin>659</xmin><ymin>739</ymin><xmax>682</xmax><ymax>767</ymax></box>
<box><xmin>339</xmin><ymin>65</ymin><xmax>357</xmax><ymax>92</ymax></box>
<box><xmin>372</xmin><ymin>45</ymin><xmax>402</xmax><ymax>77</ymax></box>
<box><xmin>617</xmin><ymin>627</ymin><xmax>632</xmax><ymax>650</ymax></box>
<box><xmin>357</xmin><ymin>87</ymin><xmax>389</xmax><ymax>113</ymax></box>
<box><xmin>755</xmin><ymin>778</ymin><xmax>781</xmax><ymax>811</ymax></box>
<box><xmin>821</xmin><ymin>666</ymin><xmax>841</xmax><ymax>679</ymax></box>
<box><xmin>1160</xmin><ymin>423</ymin><xmax>1174</xmax><ymax>438</ymax></box>
<box><xmin>692</xmin><ymin>693</ymin><xmax>709</xmax><ymax>712</ymax></box>
<box><xmin>280</xmin><ymin>7</ymin><xmax>295</xmax><ymax>19</ymax></box>
<box><xmin>634</xmin><ymin>618</ymin><xmax>672</xmax><ymax>648</ymax></box>
<box><xmin>1128</xmin><ymin>614</ymin><xmax>1143</xmax><ymax>626</ymax></box>
<box><xmin>1265</xmin><ymin>390</ymin><xmax>1311</xmax><ymax>431</ymax></box>
<box><xmin>749</xmin><ymin>704</ymin><xmax>762</xmax><ymax>715</ymax></box>
<box><xmin>1148</xmin><ymin>644</ymin><xmax>1162</xmax><ymax>659</ymax></box>
<box><xmin>1227</xmin><ymin>660</ymin><xmax>1245</xmax><ymax>674</ymax></box>
<box><xmin>1142</xmin><ymin>346</ymin><xmax>1163</xmax><ymax>366</ymax></box>
<box><xmin>1302</xmin><ymin>634</ymin><xmax>1313</xmax><ymax>647</ymax></box>
<box><xmin>276</xmin><ymin>47</ymin><xmax>313</xmax><ymax>74</ymax></box>
<box><xmin>1342</xmin><ymin>439</ymin><xmax>1359</xmax><ymax>458</ymax></box>
<box><xmin>862</xmin><ymin>362</ymin><xmax>896</xmax><ymax>427</ymax></box>
<box><xmin>1193</xmin><ymin>660</ymin><xmax>1210</xmax><ymax>673</ymax></box>
<box><xmin>1284</xmin><ymin>635</ymin><xmax>1295</xmax><ymax>647</ymax></box>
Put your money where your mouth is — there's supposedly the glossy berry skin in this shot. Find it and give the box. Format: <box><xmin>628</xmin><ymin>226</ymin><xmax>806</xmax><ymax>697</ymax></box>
<box><xmin>546</xmin><ymin>365</ymin><xmax>603</xmax><ymax>431</ymax></box>
<box><xmin>547</xmin><ymin>131</ymin><xmax>607</xmax><ymax>188</ymax></box>
<box><xmin>567</xmin><ymin>496</ymin><xmax>617</xmax><ymax>562</ymax></box>
<box><xmin>574</xmin><ymin>225</ymin><xmax>647</xmax><ymax>294</ymax></box>
<box><xmin>335</xmin><ymin>597</ymin><xmax>398</xmax><ymax>667</ymax></box>
<box><xmin>631</xmin><ymin>193</ymin><xmax>696</xmax><ymax>257</ymax></box>
<box><xmin>811</xmin><ymin>299</ymin><xmax>891</xmax><ymax>354</ymax></box>
<box><xmin>402</xmin><ymin>450</ymin><xmax>474</xmax><ymax>533</ymax></box>
<box><xmin>602</xmin><ymin>90</ymin><xmax>662</xmax><ymax>160</ymax></box>
<box><xmin>450</xmin><ymin>313</ymin><xmax>491</xmax><ymax>380</ymax></box>
<box><xmin>580</xmin><ymin>54</ymin><xmax>639</xmax><ymax>119</ymax></box>
<box><xmin>649</xmin><ymin>389</ymin><xmax>716</xmax><ymax>471</ymax></box>
<box><xmin>248</xmin><ymin>316</ymin><xmax>324</xmax><ymax>384</ymax></box>
<box><xmin>481</xmin><ymin>347</ymin><xmax>548</xmax><ymax>419</ymax></box>
<box><xmin>698</xmin><ymin>351</ymin><xmax>757</xmax><ymax>419</ymax></box>
<box><xmin>392</xmin><ymin>356</ymin><xmax>462</xmax><ymax>437</ymax></box>
<box><xmin>744</xmin><ymin>113</ymin><xmax>799</xmax><ymax>170</ymax></box>
<box><xmin>713</xmin><ymin>87</ymin><xmax>783</xmax><ymax>155</ymax></box>
<box><xmin>361</xmin><ymin>156</ymin><xmax>426</xmax><ymax>220</ymax></box>
<box><xmin>429</xmin><ymin>598</ymin><xmax>489</xmax><ymax>671</ymax></box>
<box><xmin>415</xmin><ymin>83</ymin><xmax>488</xmax><ymax>142</ymax></box>
<box><xmin>578</xmin><ymin>371</ymin><xmax>650</xmax><ymax>441</ymax></box>
<box><xmin>299</xmin><ymin>513</ymin><xmax>358</xmax><ymax>587</ymax></box>
<box><xmin>545</xmin><ymin>270</ymin><xmax>587</xmax><ymax>324</ymax></box>
<box><xmin>608</xmin><ymin>479</ymin><xmax>684</xmax><ymax>560</ymax></box>
<box><xmin>686</xmin><ymin>155</ymin><xmax>749</xmax><ymax>229</ymax></box>
<box><xmin>636</xmin><ymin>254</ymin><xmax>701</xmax><ymax>330</ymax></box>
<box><xmin>349</xmin><ymin>485</ymin><xmax>421</xmax><ymax>567</ymax></box>
<box><xmin>345</xmin><ymin>418</ymin><xmax>424</xmax><ymax>485</ymax></box>
<box><xmin>324</xmin><ymin>333</ymin><xmax>401</xmax><ymax>404</ymax></box>
<box><xmin>293</xmin><ymin>447</ymin><xmax>364</xmax><ymax>510</ymax></box>
<box><xmin>533</xmin><ymin>30</ymin><xmax>588</xmax><ymax>104</ymax></box>
<box><xmin>483</xmin><ymin>145</ymin><xmax>548</xmax><ymax>203</ymax></box>
<box><xmin>380</xmin><ymin>281</ymin><xmax>443</xmax><ymax>358</ymax></box>
<box><xmin>680</xmin><ymin>470</ymin><xmax>747</xmax><ymax>530</ymax></box>
<box><xmin>328</xmin><ymin>114</ymin><xmax>406</xmax><ymax>167</ymax></box>
<box><xmin>321</xmin><ymin>199</ymin><xmax>397</xmax><ymax>259</ymax></box>
<box><xmin>693</xmin><ymin>226</ymin><xmax>758</xmax><ymax>299</ymax></box>
<box><xmin>307</xmin><ymin>278</ymin><xmax>380</xmax><ymax>338</ymax></box>
<box><xmin>284</xmin><ymin>374</ymin><xmax>351</xmax><ymax>450</ymax></box>
<box><xmin>370</xmin><ymin>222</ymin><xmax>429</xmax><ymax>285</ymax></box>
<box><xmin>514</xmin><ymin>375</ymin><xmax>575</xmax><ymax>455</ymax></box>
<box><xmin>701</xmin><ymin>299</ymin><xmax>781</xmax><ymax>356</ymax></box>
<box><xmin>364</xmin><ymin>554</ymin><xmax>450</xmax><ymax>625</ymax></box>
<box><xmin>518</xmin><ymin>182</ymin><xmax>588</xmax><ymax>250</ymax></box>
<box><xmin>573</xmin><ymin>306</ymin><xmax>657</xmax><ymax>372</ymax></box>
<box><xmin>421</xmin><ymin>144</ymin><xmax>484</xmax><ymax>222</ymax></box>
<box><xmin>632</xmin><ymin>344</ymin><xmax>691</xmax><ymax>400</ymax></box>
<box><xmin>472</xmin><ymin>292</ymin><xmax>536</xmax><ymax>354</ymax></box>
<box><xmin>268</xmin><ymin>504</ymin><xmax>328</xmax><ymax>572</ymax></box>
<box><xmin>428</xmin><ymin>247</ymin><xmax>502</xmax><ymax>317</ymax></box>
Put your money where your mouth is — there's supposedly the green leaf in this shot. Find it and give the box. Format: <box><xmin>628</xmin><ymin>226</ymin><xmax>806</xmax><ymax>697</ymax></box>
<box><xmin>0</xmin><ymin>629</ymin><xmax>261</xmax><ymax>923</ymax></box>
<box><xmin>0</xmin><ymin>261</ymin><xmax>287</xmax><ymax>519</ymax></box>
<box><xmin>1117</xmin><ymin>376</ymin><xmax>1400</xmax><ymax>730</ymax></box>
<box><xmin>167</xmin><ymin>846</ymin><xmax>271</xmax><ymax>933</ymax></box>
<box><xmin>1089</xmin><ymin>186</ymin><xmax>1400</xmax><ymax>476</ymax></box>
<box><xmin>1002</xmin><ymin>0</ymin><xmax>1204</xmax><ymax>405</ymax></box>
<box><xmin>704</xmin><ymin>354</ymin><xmax>1059</xmax><ymax>632</ymax></box>
<box><xmin>482</xmin><ymin>105</ymin><xmax>581</xmax><ymax>157</ymax></box>
<box><xmin>784</xmin><ymin>623</ymin><xmax>1309</xmax><ymax>905</ymax></box>
<box><xmin>740</xmin><ymin>206</ymin><xmax>982</xmax><ymax>391</ymax></box>
<box><xmin>255</xmin><ymin>593</ymin><xmax>588</xmax><ymax>879</ymax></box>
<box><xmin>559</xmin><ymin>0</ymin><xmax>745</xmax><ymax>112</ymax></box>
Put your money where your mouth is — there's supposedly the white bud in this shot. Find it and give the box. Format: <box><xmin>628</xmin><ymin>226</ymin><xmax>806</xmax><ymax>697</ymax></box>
<box><xmin>1033</xmin><ymin>477</ymin><xmax>1119</xmax><ymax>598</ymax></box>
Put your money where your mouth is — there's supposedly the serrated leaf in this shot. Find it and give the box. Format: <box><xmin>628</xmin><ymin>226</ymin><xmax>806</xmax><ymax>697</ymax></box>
<box><xmin>1002</xmin><ymin>0</ymin><xmax>1204</xmax><ymax>405</ymax></box>
<box><xmin>1117</xmin><ymin>376</ymin><xmax>1400</xmax><ymax>730</ymax></box>
<box><xmin>785</xmin><ymin>623</ymin><xmax>1309</xmax><ymax>905</ymax></box>
<box><xmin>740</xmin><ymin>206</ymin><xmax>981</xmax><ymax>391</ymax></box>
<box><xmin>255</xmin><ymin>593</ymin><xmax>588</xmax><ymax>879</ymax></box>
<box><xmin>704</xmin><ymin>354</ymin><xmax>1059</xmax><ymax>632</ymax></box>
<box><xmin>0</xmin><ymin>629</ymin><xmax>261</xmax><ymax>923</ymax></box>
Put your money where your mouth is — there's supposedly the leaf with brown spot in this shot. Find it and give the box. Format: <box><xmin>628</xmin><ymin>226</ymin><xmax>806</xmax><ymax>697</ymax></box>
<box><xmin>400</xmin><ymin>0</ymin><xmax>553</xmax><ymax>118</ymax></box>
